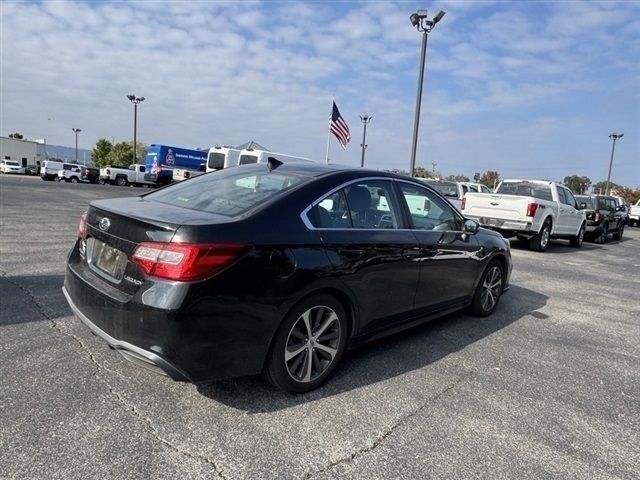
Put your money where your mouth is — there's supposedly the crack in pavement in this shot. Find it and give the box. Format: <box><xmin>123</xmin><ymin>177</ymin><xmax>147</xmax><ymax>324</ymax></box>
<box><xmin>1</xmin><ymin>270</ymin><xmax>228</xmax><ymax>480</ymax></box>
<box><xmin>304</xmin><ymin>372</ymin><xmax>474</xmax><ymax>479</ymax></box>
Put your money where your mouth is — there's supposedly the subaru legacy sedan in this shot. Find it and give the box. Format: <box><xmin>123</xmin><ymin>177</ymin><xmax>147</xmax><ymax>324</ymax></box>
<box><xmin>63</xmin><ymin>161</ymin><xmax>512</xmax><ymax>393</ymax></box>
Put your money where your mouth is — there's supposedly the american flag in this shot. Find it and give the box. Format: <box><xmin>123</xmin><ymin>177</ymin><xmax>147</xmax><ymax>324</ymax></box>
<box><xmin>329</xmin><ymin>101</ymin><xmax>350</xmax><ymax>149</ymax></box>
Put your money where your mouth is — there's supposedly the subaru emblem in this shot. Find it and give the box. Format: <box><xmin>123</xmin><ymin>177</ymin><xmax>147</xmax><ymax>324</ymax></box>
<box><xmin>98</xmin><ymin>217</ymin><xmax>111</xmax><ymax>231</ymax></box>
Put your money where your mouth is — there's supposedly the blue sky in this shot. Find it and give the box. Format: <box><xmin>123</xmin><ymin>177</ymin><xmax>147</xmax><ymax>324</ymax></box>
<box><xmin>1</xmin><ymin>0</ymin><xmax>639</xmax><ymax>186</ymax></box>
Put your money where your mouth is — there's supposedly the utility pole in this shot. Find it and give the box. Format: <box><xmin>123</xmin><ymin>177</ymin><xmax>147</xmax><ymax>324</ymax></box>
<box><xmin>408</xmin><ymin>9</ymin><xmax>445</xmax><ymax>176</ymax></box>
<box><xmin>605</xmin><ymin>132</ymin><xmax>624</xmax><ymax>195</ymax></box>
<box><xmin>72</xmin><ymin>128</ymin><xmax>81</xmax><ymax>163</ymax></box>
<box><xmin>431</xmin><ymin>162</ymin><xmax>437</xmax><ymax>177</ymax></box>
<box><xmin>359</xmin><ymin>115</ymin><xmax>372</xmax><ymax>167</ymax></box>
<box><xmin>127</xmin><ymin>95</ymin><xmax>145</xmax><ymax>164</ymax></box>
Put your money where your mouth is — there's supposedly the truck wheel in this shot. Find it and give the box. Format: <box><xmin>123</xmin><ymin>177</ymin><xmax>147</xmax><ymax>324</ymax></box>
<box><xmin>570</xmin><ymin>223</ymin><xmax>585</xmax><ymax>248</ymax></box>
<box><xmin>595</xmin><ymin>224</ymin><xmax>608</xmax><ymax>244</ymax></box>
<box><xmin>529</xmin><ymin>219</ymin><xmax>551</xmax><ymax>252</ymax></box>
<box><xmin>612</xmin><ymin>223</ymin><xmax>624</xmax><ymax>241</ymax></box>
<box><xmin>70</xmin><ymin>177</ymin><xmax>79</xmax><ymax>183</ymax></box>
<box><xmin>115</xmin><ymin>176</ymin><xmax>128</xmax><ymax>187</ymax></box>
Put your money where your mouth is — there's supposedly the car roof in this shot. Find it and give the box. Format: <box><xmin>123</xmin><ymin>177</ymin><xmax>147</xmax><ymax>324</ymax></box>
<box><xmin>225</xmin><ymin>161</ymin><xmax>408</xmax><ymax>180</ymax></box>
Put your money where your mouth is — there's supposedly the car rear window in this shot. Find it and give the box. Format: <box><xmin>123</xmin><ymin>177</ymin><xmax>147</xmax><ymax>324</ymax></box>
<box><xmin>576</xmin><ymin>197</ymin><xmax>594</xmax><ymax>209</ymax></box>
<box><xmin>496</xmin><ymin>182</ymin><xmax>553</xmax><ymax>201</ymax></box>
<box><xmin>146</xmin><ymin>167</ymin><xmax>309</xmax><ymax>217</ymax></box>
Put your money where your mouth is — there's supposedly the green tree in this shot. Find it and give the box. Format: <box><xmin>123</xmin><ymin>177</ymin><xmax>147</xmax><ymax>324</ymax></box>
<box><xmin>103</xmin><ymin>140</ymin><xmax>147</xmax><ymax>168</ymax></box>
<box><xmin>480</xmin><ymin>170</ymin><xmax>501</xmax><ymax>189</ymax></box>
<box><xmin>91</xmin><ymin>138</ymin><xmax>113</xmax><ymax>168</ymax></box>
<box><xmin>413</xmin><ymin>166</ymin><xmax>434</xmax><ymax>178</ymax></box>
<box><xmin>563</xmin><ymin>175</ymin><xmax>591</xmax><ymax>194</ymax></box>
<box><xmin>445</xmin><ymin>174</ymin><xmax>470</xmax><ymax>182</ymax></box>
<box><xmin>592</xmin><ymin>180</ymin><xmax>622</xmax><ymax>195</ymax></box>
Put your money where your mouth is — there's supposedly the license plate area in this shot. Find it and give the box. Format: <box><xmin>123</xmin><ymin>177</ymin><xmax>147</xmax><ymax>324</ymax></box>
<box><xmin>86</xmin><ymin>237</ymin><xmax>127</xmax><ymax>283</ymax></box>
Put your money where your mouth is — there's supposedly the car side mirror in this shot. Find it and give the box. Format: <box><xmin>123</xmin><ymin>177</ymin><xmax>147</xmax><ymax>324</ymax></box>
<box><xmin>463</xmin><ymin>219</ymin><xmax>480</xmax><ymax>234</ymax></box>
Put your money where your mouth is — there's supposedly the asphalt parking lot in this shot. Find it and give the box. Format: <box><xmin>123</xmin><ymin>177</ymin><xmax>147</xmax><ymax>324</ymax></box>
<box><xmin>1</xmin><ymin>174</ymin><xmax>639</xmax><ymax>480</ymax></box>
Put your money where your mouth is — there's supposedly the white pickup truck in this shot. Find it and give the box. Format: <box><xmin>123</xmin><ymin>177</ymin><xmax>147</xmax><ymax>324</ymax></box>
<box><xmin>99</xmin><ymin>164</ymin><xmax>155</xmax><ymax>187</ymax></box>
<box><xmin>629</xmin><ymin>199</ymin><xmax>640</xmax><ymax>227</ymax></box>
<box><xmin>172</xmin><ymin>163</ymin><xmax>206</xmax><ymax>182</ymax></box>
<box><xmin>461</xmin><ymin>179</ymin><xmax>586</xmax><ymax>252</ymax></box>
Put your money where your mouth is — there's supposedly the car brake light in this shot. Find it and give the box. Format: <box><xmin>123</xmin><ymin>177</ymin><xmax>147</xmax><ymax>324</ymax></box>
<box><xmin>131</xmin><ymin>242</ymin><xmax>248</xmax><ymax>281</ymax></box>
<box><xmin>77</xmin><ymin>212</ymin><xmax>88</xmax><ymax>239</ymax></box>
<box><xmin>526</xmin><ymin>203</ymin><xmax>538</xmax><ymax>217</ymax></box>
<box><xmin>594</xmin><ymin>211</ymin><xmax>601</xmax><ymax>222</ymax></box>
<box><xmin>106</xmin><ymin>168</ymin><xmax>110</xmax><ymax>175</ymax></box>
<box><xmin>184</xmin><ymin>171</ymin><xmax>190</xmax><ymax>179</ymax></box>
<box><xmin>461</xmin><ymin>197</ymin><xmax>466</xmax><ymax>210</ymax></box>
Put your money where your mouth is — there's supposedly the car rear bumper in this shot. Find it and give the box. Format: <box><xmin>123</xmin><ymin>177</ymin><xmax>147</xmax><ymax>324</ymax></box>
<box><xmin>62</xmin><ymin>285</ymin><xmax>191</xmax><ymax>381</ymax></box>
<box><xmin>466</xmin><ymin>216</ymin><xmax>533</xmax><ymax>237</ymax></box>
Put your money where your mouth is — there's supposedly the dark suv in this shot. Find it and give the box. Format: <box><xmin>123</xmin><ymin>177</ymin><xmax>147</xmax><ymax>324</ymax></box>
<box><xmin>80</xmin><ymin>167</ymin><xmax>100</xmax><ymax>184</ymax></box>
<box><xmin>575</xmin><ymin>195</ymin><xmax>625</xmax><ymax>243</ymax></box>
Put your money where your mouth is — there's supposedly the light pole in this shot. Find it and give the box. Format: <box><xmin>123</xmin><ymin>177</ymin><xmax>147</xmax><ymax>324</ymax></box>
<box><xmin>359</xmin><ymin>115</ymin><xmax>372</xmax><ymax>167</ymax></box>
<box><xmin>127</xmin><ymin>94</ymin><xmax>145</xmax><ymax>164</ymax></box>
<box><xmin>408</xmin><ymin>9</ymin><xmax>445</xmax><ymax>177</ymax></box>
<box><xmin>72</xmin><ymin>128</ymin><xmax>81</xmax><ymax>163</ymax></box>
<box><xmin>605</xmin><ymin>132</ymin><xmax>624</xmax><ymax>195</ymax></box>
<box><xmin>431</xmin><ymin>162</ymin><xmax>437</xmax><ymax>177</ymax></box>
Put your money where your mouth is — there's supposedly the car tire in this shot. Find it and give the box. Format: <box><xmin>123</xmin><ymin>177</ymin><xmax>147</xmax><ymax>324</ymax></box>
<box><xmin>54</xmin><ymin>176</ymin><xmax>61</xmax><ymax>182</ymax></box>
<box><xmin>70</xmin><ymin>177</ymin><xmax>79</xmax><ymax>183</ymax></box>
<box><xmin>263</xmin><ymin>294</ymin><xmax>348</xmax><ymax>393</ymax></box>
<box><xmin>529</xmin><ymin>219</ymin><xmax>551</xmax><ymax>252</ymax></box>
<box><xmin>595</xmin><ymin>224</ymin><xmax>608</xmax><ymax>244</ymax></box>
<box><xmin>570</xmin><ymin>223</ymin><xmax>585</xmax><ymax>248</ymax></box>
<box><xmin>471</xmin><ymin>260</ymin><xmax>505</xmax><ymax>317</ymax></box>
<box><xmin>115</xmin><ymin>176</ymin><xmax>128</xmax><ymax>187</ymax></box>
<box><xmin>613</xmin><ymin>223</ymin><xmax>624</xmax><ymax>241</ymax></box>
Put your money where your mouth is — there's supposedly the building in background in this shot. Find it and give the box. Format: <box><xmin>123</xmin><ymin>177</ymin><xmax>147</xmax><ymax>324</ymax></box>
<box><xmin>0</xmin><ymin>136</ymin><xmax>46</xmax><ymax>171</ymax></box>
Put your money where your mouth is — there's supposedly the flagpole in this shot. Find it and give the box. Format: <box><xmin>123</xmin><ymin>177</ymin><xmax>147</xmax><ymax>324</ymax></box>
<box><xmin>325</xmin><ymin>98</ymin><xmax>333</xmax><ymax>164</ymax></box>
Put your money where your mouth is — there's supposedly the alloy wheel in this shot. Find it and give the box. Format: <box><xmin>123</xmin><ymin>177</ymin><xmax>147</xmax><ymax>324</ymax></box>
<box><xmin>540</xmin><ymin>227</ymin><xmax>550</xmax><ymax>248</ymax></box>
<box><xmin>285</xmin><ymin>305</ymin><xmax>341</xmax><ymax>383</ymax></box>
<box><xmin>481</xmin><ymin>266</ymin><xmax>502</xmax><ymax>312</ymax></box>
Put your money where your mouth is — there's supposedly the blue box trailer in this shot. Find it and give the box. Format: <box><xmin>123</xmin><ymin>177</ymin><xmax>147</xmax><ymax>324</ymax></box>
<box><xmin>144</xmin><ymin>144</ymin><xmax>208</xmax><ymax>185</ymax></box>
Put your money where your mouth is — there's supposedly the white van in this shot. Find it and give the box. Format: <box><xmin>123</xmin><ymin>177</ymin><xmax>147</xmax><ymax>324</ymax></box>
<box><xmin>41</xmin><ymin>160</ymin><xmax>82</xmax><ymax>181</ymax></box>
<box><xmin>206</xmin><ymin>145</ymin><xmax>241</xmax><ymax>172</ymax></box>
<box><xmin>237</xmin><ymin>148</ymin><xmax>315</xmax><ymax>166</ymax></box>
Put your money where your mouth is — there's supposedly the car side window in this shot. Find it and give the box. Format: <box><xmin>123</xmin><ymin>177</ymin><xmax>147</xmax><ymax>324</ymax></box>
<box><xmin>398</xmin><ymin>182</ymin><xmax>462</xmax><ymax>231</ymax></box>
<box><xmin>557</xmin><ymin>187</ymin><xmax>567</xmax><ymax>205</ymax></box>
<box><xmin>564</xmin><ymin>189</ymin><xmax>577</xmax><ymax>208</ymax></box>
<box><xmin>307</xmin><ymin>180</ymin><xmax>400</xmax><ymax>230</ymax></box>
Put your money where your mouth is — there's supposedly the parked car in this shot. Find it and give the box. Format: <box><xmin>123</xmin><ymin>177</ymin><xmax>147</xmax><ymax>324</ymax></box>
<box><xmin>629</xmin><ymin>199</ymin><xmax>640</xmax><ymax>227</ymax></box>
<box><xmin>417</xmin><ymin>179</ymin><xmax>467</xmax><ymax>211</ymax></box>
<box><xmin>41</xmin><ymin>160</ymin><xmax>80</xmax><ymax>181</ymax></box>
<box><xmin>462</xmin><ymin>179</ymin><xmax>586</xmax><ymax>251</ymax></box>
<box><xmin>463</xmin><ymin>182</ymin><xmax>493</xmax><ymax>193</ymax></box>
<box><xmin>575</xmin><ymin>194</ymin><xmax>625</xmax><ymax>243</ymax></box>
<box><xmin>63</xmin><ymin>163</ymin><xmax>512</xmax><ymax>393</ymax></box>
<box><xmin>172</xmin><ymin>163</ymin><xmax>206</xmax><ymax>182</ymax></box>
<box><xmin>25</xmin><ymin>165</ymin><xmax>38</xmax><ymax>175</ymax></box>
<box><xmin>81</xmin><ymin>167</ymin><xmax>100</xmax><ymax>184</ymax></box>
<box><xmin>99</xmin><ymin>164</ymin><xmax>155</xmax><ymax>187</ymax></box>
<box><xmin>57</xmin><ymin>164</ymin><xmax>83</xmax><ymax>183</ymax></box>
<box><xmin>612</xmin><ymin>196</ymin><xmax>630</xmax><ymax>225</ymax></box>
<box><xmin>1</xmin><ymin>159</ymin><xmax>26</xmax><ymax>174</ymax></box>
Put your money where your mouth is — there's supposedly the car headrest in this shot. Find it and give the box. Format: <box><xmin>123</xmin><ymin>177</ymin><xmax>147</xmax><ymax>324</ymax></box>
<box><xmin>347</xmin><ymin>186</ymin><xmax>371</xmax><ymax>212</ymax></box>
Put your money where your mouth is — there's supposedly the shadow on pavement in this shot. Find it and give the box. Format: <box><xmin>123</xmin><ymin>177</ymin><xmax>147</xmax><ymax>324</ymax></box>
<box><xmin>197</xmin><ymin>284</ymin><xmax>548</xmax><ymax>412</ymax></box>
<box><xmin>0</xmin><ymin>274</ymin><xmax>69</xmax><ymax>325</ymax></box>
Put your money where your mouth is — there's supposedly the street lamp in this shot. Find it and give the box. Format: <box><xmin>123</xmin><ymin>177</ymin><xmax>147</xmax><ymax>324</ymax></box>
<box><xmin>359</xmin><ymin>115</ymin><xmax>372</xmax><ymax>168</ymax></box>
<box><xmin>72</xmin><ymin>128</ymin><xmax>81</xmax><ymax>163</ymax></box>
<box><xmin>127</xmin><ymin>94</ymin><xmax>145</xmax><ymax>164</ymax></box>
<box><xmin>408</xmin><ymin>9</ymin><xmax>445</xmax><ymax>176</ymax></box>
<box><xmin>605</xmin><ymin>132</ymin><xmax>624</xmax><ymax>195</ymax></box>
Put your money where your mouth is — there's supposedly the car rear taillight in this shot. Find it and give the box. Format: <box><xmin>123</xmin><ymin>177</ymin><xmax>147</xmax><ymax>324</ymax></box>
<box><xmin>106</xmin><ymin>168</ymin><xmax>111</xmax><ymax>175</ymax></box>
<box><xmin>184</xmin><ymin>171</ymin><xmax>190</xmax><ymax>179</ymax></box>
<box><xmin>461</xmin><ymin>197</ymin><xmax>466</xmax><ymax>210</ymax></box>
<box><xmin>526</xmin><ymin>203</ymin><xmax>538</xmax><ymax>217</ymax></box>
<box><xmin>131</xmin><ymin>242</ymin><xmax>248</xmax><ymax>281</ymax></box>
<box><xmin>77</xmin><ymin>212</ymin><xmax>88</xmax><ymax>239</ymax></box>
<box><xmin>594</xmin><ymin>211</ymin><xmax>601</xmax><ymax>223</ymax></box>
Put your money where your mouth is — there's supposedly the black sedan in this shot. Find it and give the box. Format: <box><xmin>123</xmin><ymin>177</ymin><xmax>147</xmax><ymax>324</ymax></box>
<box><xmin>63</xmin><ymin>161</ymin><xmax>512</xmax><ymax>393</ymax></box>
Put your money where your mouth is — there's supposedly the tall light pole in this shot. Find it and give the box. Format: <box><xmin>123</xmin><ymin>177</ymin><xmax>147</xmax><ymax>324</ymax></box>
<box><xmin>127</xmin><ymin>94</ymin><xmax>145</xmax><ymax>164</ymax></box>
<box><xmin>431</xmin><ymin>162</ymin><xmax>437</xmax><ymax>177</ymax></box>
<box><xmin>605</xmin><ymin>132</ymin><xmax>624</xmax><ymax>195</ymax></box>
<box><xmin>359</xmin><ymin>115</ymin><xmax>372</xmax><ymax>168</ymax></box>
<box><xmin>408</xmin><ymin>9</ymin><xmax>445</xmax><ymax>177</ymax></box>
<box><xmin>72</xmin><ymin>128</ymin><xmax>81</xmax><ymax>163</ymax></box>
